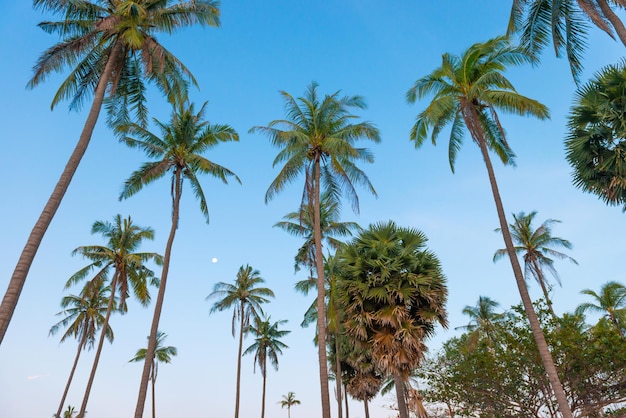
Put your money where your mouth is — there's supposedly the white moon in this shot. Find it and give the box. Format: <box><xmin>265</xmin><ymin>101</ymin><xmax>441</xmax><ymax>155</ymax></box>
<box><xmin>211</xmin><ymin>257</ymin><xmax>218</xmax><ymax>263</ymax></box>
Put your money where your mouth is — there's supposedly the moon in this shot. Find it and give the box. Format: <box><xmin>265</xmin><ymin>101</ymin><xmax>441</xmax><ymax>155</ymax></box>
<box><xmin>211</xmin><ymin>257</ymin><xmax>218</xmax><ymax>263</ymax></box>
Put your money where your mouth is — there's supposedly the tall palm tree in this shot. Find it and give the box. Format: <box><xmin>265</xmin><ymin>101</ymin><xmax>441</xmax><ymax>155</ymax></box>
<box><xmin>250</xmin><ymin>82</ymin><xmax>380</xmax><ymax>418</ymax></box>
<box><xmin>565</xmin><ymin>60</ymin><xmax>626</xmax><ymax>209</ymax></box>
<box><xmin>280</xmin><ymin>392</ymin><xmax>301</xmax><ymax>418</ymax></box>
<box><xmin>119</xmin><ymin>101</ymin><xmax>240</xmax><ymax>418</ymax></box>
<box><xmin>66</xmin><ymin>215</ymin><xmax>161</xmax><ymax>418</ymax></box>
<box><xmin>508</xmin><ymin>0</ymin><xmax>626</xmax><ymax>83</ymax></box>
<box><xmin>0</xmin><ymin>0</ymin><xmax>221</xmax><ymax>345</ymax></box>
<box><xmin>207</xmin><ymin>265</ymin><xmax>274</xmax><ymax>418</ymax></box>
<box><xmin>129</xmin><ymin>331</ymin><xmax>177</xmax><ymax>418</ymax></box>
<box><xmin>405</xmin><ymin>36</ymin><xmax>573</xmax><ymax>418</ymax></box>
<box><xmin>494</xmin><ymin>211</ymin><xmax>578</xmax><ymax>319</ymax></box>
<box><xmin>455</xmin><ymin>296</ymin><xmax>512</xmax><ymax>350</ymax></box>
<box><xmin>243</xmin><ymin>316</ymin><xmax>290</xmax><ymax>418</ymax></box>
<box><xmin>338</xmin><ymin>221</ymin><xmax>448</xmax><ymax>418</ymax></box>
<box><xmin>49</xmin><ymin>278</ymin><xmax>113</xmax><ymax>418</ymax></box>
<box><xmin>575</xmin><ymin>280</ymin><xmax>626</xmax><ymax>336</ymax></box>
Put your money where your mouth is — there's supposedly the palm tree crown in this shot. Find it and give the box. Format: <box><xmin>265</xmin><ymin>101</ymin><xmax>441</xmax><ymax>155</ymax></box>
<box><xmin>576</xmin><ymin>280</ymin><xmax>626</xmax><ymax>336</ymax></box>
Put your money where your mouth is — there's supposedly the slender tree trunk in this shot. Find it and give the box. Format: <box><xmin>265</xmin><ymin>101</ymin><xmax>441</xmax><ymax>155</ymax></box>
<box><xmin>151</xmin><ymin>361</ymin><xmax>156</xmax><ymax>418</ymax></box>
<box><xmin>312</xmin><ymin>159</ymin><xmax>331</xmax><ymax>418</ymax></box>
<box><xmin>77</xmin><ymin>273</ymin><xmax>119</xmax><ymax>418</ymax></box>
<box><xmin>134</xmin><ymin>171</ymin><xmax>182</xmax><ymax>418</ymax></box>
<box><xmin>466</xmin><ymin>105</ymin><xmax>573</xmax><ymax>418</ymax></box>
<box><xmin>234</xmin><ymin>305</ymin><xmax>245</xmax><ymax>418</ymax></box>
<box><xmin>394</xmin><ymin>374</ymin><xmax>409</xmax><ymax>418</ymax></box>
<box><xmin>261</xmin><ymin>368</ymin><xmax>267</xmax><ymax>418</ymax></box>
<box><xmin>0</xmin><ymin>42</ymin><xmax>122</xmax><ymax>346</ymax></box>
<box><xmin>533</xmin><ymin>259</ymin><xmax>558</xmax><ymax>321</ymax></box>
<box><xmin>334</xmin><ymin>329</ymin><xmax>343</xmax><ymax>418</ymax></box>
<box><xmin>343</xmin><ymin>382</ymin><xmax>350</xmax><ymax>418</ymax></box>
<box><xmin>596</xmin><ymin>0</ymin><xmax>626</xmax><ymax>47</ymax></box>
<box><xmin>56</xmin><ymin>333</ymin><xmax>87</xmax><ymax>418</ymax></box>
<box><xmin>363</xmin><ymin>399</ymin><xmax>370</xmax><ymax>418</ymax></box>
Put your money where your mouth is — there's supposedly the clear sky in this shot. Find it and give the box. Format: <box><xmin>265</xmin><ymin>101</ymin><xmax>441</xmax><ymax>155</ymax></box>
<box><xmin>1</xmin><ymin>2</ymin><xmax>625</xmax><ymax>418</ymax></box>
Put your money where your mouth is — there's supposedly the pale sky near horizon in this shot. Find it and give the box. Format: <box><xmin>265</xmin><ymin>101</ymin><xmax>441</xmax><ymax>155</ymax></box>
<box><xmin>1</xmin><ymin>2</ymin><xmax>625</xmax><ymax>418</ymax></box>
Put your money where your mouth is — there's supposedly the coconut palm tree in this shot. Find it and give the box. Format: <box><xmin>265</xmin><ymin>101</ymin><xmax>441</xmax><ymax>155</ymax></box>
<box><xmin>576</xmin><ymin>281</ymin><xmax>626</xmax><ymax>336</ymax></box>
<box><xmin>455</xmin><ymin>296</ymin><xmax>513</xmax><ymax>350</ymax></box>
<box><xmin>61</xmin><ymin>405</ymin><xmax>77</xmax><ymax>418</ymax></box>
<box><xmin>508</xmin><ymin>0</ymin><xmax>626</xmax><ymax>83</ymax></box>
<box><xmin>207</xmin><ymin>265</ymin><xmax>274</xmax><ymax>418</ymax></box>
<box><xmin>250</xmin><ymin>82</ymin><xmax>380</xmax><ymax>418</ymax></box>
<box><xmin>280</xmin><ymin>392</ymin><xmax>301</xmax><ymax>418</ymax></box>
<box><xmin>66</xmin><ymin>215</ymin><xmax>161</xmax><ymax>418</ymax></box>
<box><xmin>49</xmin><ymin>278</ymin><xmax>113</xmax><ymax>418</ymax></box>
<box><xmin>406</xmin><ymin>36</ymin><xmax>573</xmax><ymax>418</ymax></box>
<box><xmin>565</xmin><ymin>60</ymin><xmax>626</xmax><ymax>209</ymax></box>
<box><xmin>338</xmin><ymin>221</ymin><xmax>448</xmax><ymax>418</ymax></box>
<box><xmin>119</xmin><ymin>101</ymin><xmax>240</xmax><ymax>417</ymax></box>
<box><xmin>494</xmin><ymin>211</ymin><xmax>578</xmax><ymax>319</ymax></box>
<box><xmin>243</xmin><ymin>316</ymin><xmax>290</xmax><ymax>418</ymax></box>
<box><xmin>129</xmin><ymin>331</ymin><xmax>177</xmax><ymax>418</ymax></box>
<box><xmin>0</xmin><ymin>0</ymin><xmax>221</xmax><ymax>345</ymax></box>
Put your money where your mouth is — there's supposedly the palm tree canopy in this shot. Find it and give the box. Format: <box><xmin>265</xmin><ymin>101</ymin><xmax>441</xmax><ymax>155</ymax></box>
<box><xmin>406</xmin><ymin>35</ymin><xmax>549</xmax><ymax>173</ymax></box>
<box><xmin>243</xmin><ymin>316</ymin><xmax>290</xmax><ymax>375</ymax></box>
<box><xmin>64</xmin><ymin>215</ymin><xmax>162</xmax><ymax>312</ymax></box>
<box><xmin>207</xmin><ymin>265</ymin><xmax>275</xmax><ymax>336</ymax></box>
<box><xmin>338</xmin><ymin>220</ymin><xmax>448</xmax><ymax>377</ymax></box>
<box><xmin>575</xmin><ymin>280</ymin><xmax>626</xmax><ymax>324</ymax></box>
<box><xmin>129</xmin><ymin>331</ymin><xmax>177</xmax><ymax>365</ymax></box>
<box><xmin>280</xmin><ymin>392</ymin><xmax>301</xmax><ymax>408</ymax></box>
<box><xmin>118</xmin><ymin>102</ymin><xmax>241</xmax><ymax>224</ymax></box>
<box><xmin>250</xmin><ymin>81</ymin><xmax>380</xmax><ymax>213</ymax></box>
<box><xmin>29</xmin><ymin>0</ymin><xmax>221</xmax><ymax>124</ymax></box>
<box><xmin>494</xmin><ymin>211</ymin><xmax>578</xmax><ymax>287</ymax></box>
<box><xmin>565</xmin><ymin>60</ymin><xmax>626</xmax><ymax>209</ymax></box>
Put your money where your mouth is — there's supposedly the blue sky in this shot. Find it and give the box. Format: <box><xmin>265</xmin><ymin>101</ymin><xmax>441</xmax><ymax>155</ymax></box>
<box><xmin>1</xmin><ymin>1</ymin><xmax>625</xmax><ymax>418</ymax></box>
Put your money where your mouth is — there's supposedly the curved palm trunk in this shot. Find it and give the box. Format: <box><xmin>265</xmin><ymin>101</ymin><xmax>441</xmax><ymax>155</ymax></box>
<box><xmin>532</xmin><ymin>258</ymin><xmax>558</xmax><ymax>321</ymax></box>
<box><xmin>596</xmin><ymin>0</ymin><xmax>626</xmax><ymax>47</ymax></box>
<box><xmin>312</xmin><ymin>159</ymin><xmax>331</xmax><ymax>418</ymax></box>
<box><xmin>0</xmin><ymin>42</ymin><xmax>122</xmax><ymax>345</ymax></box>
<box><xmin>134</xmin><ymin>171</ymin><xmax>182</xmax><ymax>418</ymax></box>
<box><xmin>393</xmin><ymin>374</ymin><xmax>409</xmax><ymax>418</ymax></box>
<box><xmin>77</xmin><ymin>273</ymin><xmax>119</xmax><ymax>418</ymax></box>
<box><xmin>464</xmin><ymin>102</ymin><xmax>573</xmax><ymax>418</ymax></box>
<box><xmin>261</xmin><ymin>367</ymin><xmax>267</xmax><ymax>418</ymax></box>
<box><xmin>151</xmin><ymin>361</ymin><xmax>156</xmax><ymax>418</ymax></box>
<box><xmin>55</xmin><ymin>333</ymin><xmax>88</xmax><ymax>418</ymax></box>
<box><xmin>234</xmin><ymin>304</ymin><xmax>245</xmax><ymax>418</ymax></box>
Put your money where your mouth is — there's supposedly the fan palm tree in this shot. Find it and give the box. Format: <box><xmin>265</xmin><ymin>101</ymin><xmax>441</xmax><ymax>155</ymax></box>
<box><xmin>280</xmin><ymin>392</ymin><xmax>301</xmax><ymax>418</ymax></box>
<box><xmin>49</xmin><ymin>278</ymin><xmax>113</xmax><ymax>418</ymax></box>
<box><xmin>250</xmin><ymin>82</ymin><xmax>380</xmax><ymax>418</ymax></box>
<box><xmin>565</xmin><ymin>60</ymin><xmax>626</xmax><ymax>209</ymax></box>
<box><xmin>508</xmin><ymin>0</ymin><xmax>626</xmax><ymax>83</ymax></box>
<box><xmin>129</xmin><ymin>331</ymin><xmax>177</xmax><ymax>418</ymax></box>
<box><xmin>0</xmin><ymin>0</ymin><xmax>221</xmax><ymax>345</ymax></box>
<box><xmin>455</xmin><ymin>296</ymin><xmax>513</xmax><ymax>350</ymax></box>
<box><xmin>494</xmin><ymin>211</ymin><xmax>578</xmax><ymax>319</ymax></box>
<box><xmin>207</xmin><ymin>265</ymin><xmax>274</xmax><ymax>418</ymax></box>
<box><xmin>575</xmin><ymin>280</ymin><xmax>626</xmax><ymax>336</ymax></box>
<box><xmin>66</xmin><ymin>215</ymin><xmax>161</xmax><ymax>418</ymax></box>
<box><xmin>338</xmin><ymin>221</ymin><xmax>448</xmax><ymax>418</ymax></box>
<box><xmin>119</xmin><ymin>101</ymin><xmax>240</xmax><ymax>417</ymax></box>
<box><xmin>243</xmin><ymin>316</ymin><xmax>290</xmax><ymax>418</ymax></box>
<box><xmin>343</xmin><ymin>346</ymin><xmax>383</xmax><ymax>418</ymax></box>
<box><xmin>405</xmin><ymin>36</ymin><xmax>573</xmax><ymax>418</ymax></box>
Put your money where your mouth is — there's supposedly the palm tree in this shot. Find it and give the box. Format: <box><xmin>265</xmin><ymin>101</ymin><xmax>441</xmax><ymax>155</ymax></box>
<box><xmin>0</xmin><ymin>0</ymin><xmax>221</xmax><ymax>345</ymax></box>
<box><xmin>338</xmin><ymin>221</ymin><xmax>448</xmax><ymax>418</ymax></box>
<box><xmin>494</xmin><ymin>211</ymin><xmax>578</xmax><ymax>319</ymax></box>
<box><xmin>250</xmin><ymin>82</ymin><xmax>380</xmax><ymax>418</ymax></box>
<box><xmin>49</xmin><ymin>278</ymin><xmax>113</xmax><ymax>418</ymax></box>
<box><xmin>575</xmin><ymin>281</ymin><xmax>626</xmax><ymax>336</ymax></box>
<box><xmin>455</xmin><ymin>296</ymin><xmax>512</xmax><ymax>350</ymax></box>
<box><xmin>565</xmin><ymin>60</ymin><xmax>626</xmax><ymax>209</ymax></box>
<box><xmin>129</xmin><ymin>331</ymin><xmax>177</xmax><ymax>418</ymax></box>
<box><xmin>119</xmin><ymin>101</ymin><xmax>240</xmax><ymax>418</ymax></box>
<box><xmin>280</xmin><ymin>392</ymin><xmax>301</xmax><ymax>418</ymax></box>
<box><xmin>66</xmin><ymin>215</ymin><xmax>161</xmax><ymax>418</ymax></box>
<box><xmin>508</xmin><ymin>0</ymin><xmax>626</xmax><ymax>83</ymax></box>
<box><xmin>207</xmin><ymin>265</ymin><xmax>274</xmax><ymax>418</ymax></box>
<box><xmin>405</xmin><ymin>36</ymin><xmax>573</xmax><ymax>418</ymax></box>
<box><xmin>61</xmin><ymin>405</ymin><xmax>77</xmax><ymax>418</ymax></box>
<box><xmin>343</xmin><ymin>346</ymin><xmax>383</xmax><ymax>418</ymax></box>
<box><xmin>243</xmin><ymin>316</ymin><xmax>290</xmax><ymax>418</ymax></box>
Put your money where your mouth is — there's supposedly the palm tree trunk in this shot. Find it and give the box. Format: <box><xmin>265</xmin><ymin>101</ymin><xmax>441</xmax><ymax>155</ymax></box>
<box><xmin>261</xmin><ymin>368</ymin><xmax>267</xmax><ymax>418</ymax></box>
<box><xmin>77</xmin><ymin>273</ymin><xmax>119</xmax><ymax>418</ymax></box>
<box><xmin>343</xmin><ymin>382</ymin><xmax>350</xmax><ymax>418</ymax></box>
<box><xmin>313</xmin><ymin>158</ymin><xmax>331</xmax><ymax>418</ymax></box>
<box><xmin>394</xmin><ymin>374</ymin><xmax>409</xmax><ymax>418</ymax></box>
<box><xmin>134</xmin><ymin>171</ymin><xmax>182</xmax><ymax>418</ymax></box>
<box><xmin>363</xmin><ymin>398</ymin><xmax>370</xmax><ymax>418</ymax></box>
<box><xmin>334</xmin><ymin>329</ymin><xmax>343</xmax><ymax>418</ymax></box>
<box><xmin>151</xmin><ymin>361</ymin><xmax>156</xmax><ymax>418</ymax></box>
<box><xmin>533</xmin><ymin>259</ymin><xmax>558</xmax><ymax>321</ymax></box>
<box><xmin>56</xmin><ymin>333</ymin><xmax>87</xmax><ymax>418</ymax></box>
<box><xmin>234</xmin><ymin>304</ymin><xmax>245</xmax><ymax>418</ymax></box>
<box><xmin>0</xmin><ymin>41</ymin><xmax>123</xmax><ymax>346</ymax></box>
<box><xmin>470</xmin><ymin>119</ymin><xmax>573</xmax><ymax>418</ymax></box>
<box><xmin>596</xmin><ymin>0</ymin><xmax>626</xmax><ymax>47</ymax></box>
